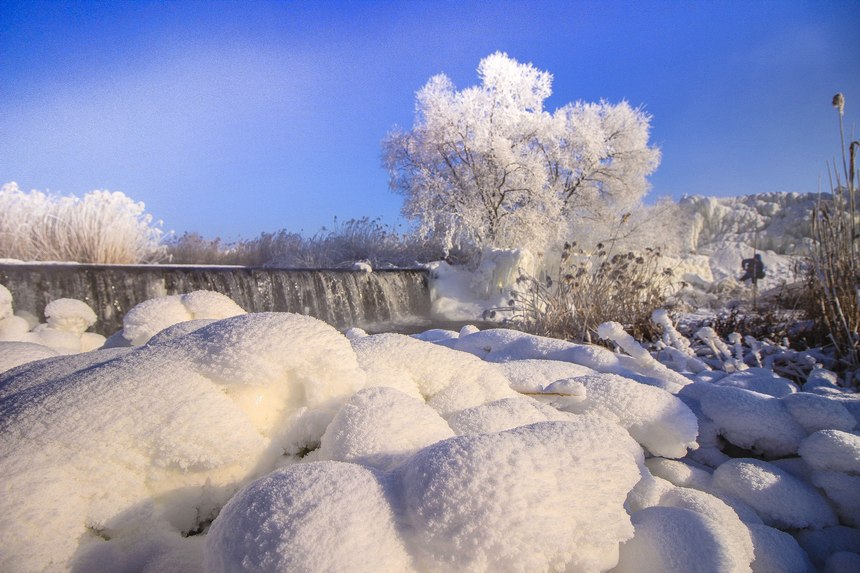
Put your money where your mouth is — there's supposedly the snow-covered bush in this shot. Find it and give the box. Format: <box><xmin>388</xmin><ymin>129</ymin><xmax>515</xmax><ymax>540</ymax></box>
<box><xmin>0</xmin><ymin>182</ymin><xmax>165</xmax><ymax>263</ymax></box>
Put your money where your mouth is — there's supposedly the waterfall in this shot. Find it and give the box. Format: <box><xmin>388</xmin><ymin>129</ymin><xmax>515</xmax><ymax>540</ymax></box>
<box><xmin>0</xmin><ymin>264</ymin><xmax>431</xmax><ymax>335</ymax></box>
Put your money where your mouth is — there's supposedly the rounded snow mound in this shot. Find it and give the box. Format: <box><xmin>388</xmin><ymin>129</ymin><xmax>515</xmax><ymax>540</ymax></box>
<box><xmin>351</xmin><ymin>332</ymin><xmax>516</xmax><ymax>416</ymax></box>
<box><xmin>44</xmin><ymin>297</ymin><xmax>97</xmax><ymax>334</ymax></box>
<box><xmin>401</xmin><ymin>419</ymin><xmax>643</xmax><ymax>573</ymax></box>
<box><xmin>121</xmin><ymin>290</ymin><xmax>246</xmax><ymax>345</ymax></box>
<box><xmin>551</xmin><ymin>372</ymin><xmax>699</xmax><ymax>458</ymax></box>
<box><xmin>0</xmin><ymin>312</ymin><xmax>364</xmax><ymax>572</ymax></box>
<box><xmin>711</xmin><ymin>458</ymin><xmax>837</xmax><ymax>530</ymax></box>
<box><xmin>205</xmin><ymin>461</ymin><xmax>412</xmax><ymax>573</ymax></box>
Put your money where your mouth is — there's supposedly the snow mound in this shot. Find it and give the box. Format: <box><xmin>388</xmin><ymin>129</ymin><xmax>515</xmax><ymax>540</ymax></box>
<box><xmin>796</xmin><ymin>526</ymin><xmax>860</xmax><ymax>570</ymax></box>
<box><xmin>783</xmin><ymin>392</ymin><xmax>857</xmax><ymax>434</ymax></box>
<box><xmin>402</xmin><ymin>419</ymin><xmax>643</xmax><ymax>573</ymax></box>
<box><xmin>0</xmin><ymin>341</ymin><xmax>59</xmax><ymax>373</ymax></box>
<box><xmin>317</xmin><ymin>386</ymin><xmax>454</xmax><ymax>470</ymax></box>
<box><xmin>714</xmin><ymin>368</ymin><xmax>797</xmax><ymax>398</ymax></box>
<box><xmin>446</xmin><ymin>396</ymin><xmax>573</xmax><ymax>434</ymax></box>
<box><xmin>645</xmin><ymin>457</ymin><xmax>713</xmax><ymax>490</ymax></box>
<box><xmin>351</xmin><ymin>332</ymin><xmax>516</xmax><ymax>416</ymax></box>
<box><xmin>700</xmin><ymin>386</ymin><xmax>807</xmax><ymax>457</ymax></box>
<box><xmin>710</xmin><ymin>458</ymin><xmax>837</xmax><ymax>529</ymax></box>
<box><xmin>205</xmin><ymin>461</ymin><xmax>411</xmax><ymax>573</ymax></box>
<box><xmin>493</xmin><ymin>358</ymin><xmax>594</xmax><ymax>393</ymax></box>
<box><xmin>798</xmin><ymin>430</ymin><xmax>860</xmax><ymax>474</ymax></box>
<box><xmin>121</xmin><ymin>290</ymin><xmax>246</xmax><ymax>345</ymax></box>
<box><xmin>746</xmin><ymin>523</ymin><xmax>814</xmax><ymax>573</ymax></box>
<box><xmin>657</xmin><ymin>486</ymin><xmax>755</xmax><ymax>572</ymax></box>
<box><xmin>550</xmin><ymin>373</ymin><xmax>698</xmax><ymax>458</ymax></box>
<box><xmin>44</xmin><ymin>297</ymin><xmax>97</xmax><ymax>333</ymax></box>
<box><xmin>0</xmin><ymin>313</ymin><xmax>364</xmax><ymax>572</ymax></box>
<box><xmin>615</xmin><ymin>506</ymin><xmax>750</xmax><ymax>573</ymax></box>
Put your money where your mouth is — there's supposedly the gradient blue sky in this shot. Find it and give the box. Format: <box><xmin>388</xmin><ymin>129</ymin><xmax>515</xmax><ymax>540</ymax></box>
<box><xmin>2</xmin><ymin>0</ymin><xmax>858</xmax><ymax>240</ymax></box>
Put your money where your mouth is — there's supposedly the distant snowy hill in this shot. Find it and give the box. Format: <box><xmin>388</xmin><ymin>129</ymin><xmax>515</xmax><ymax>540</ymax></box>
<box><xmin>679</xmin><ymin>192</ymin><xmax>819</xmax><ymax>256</ymax></box>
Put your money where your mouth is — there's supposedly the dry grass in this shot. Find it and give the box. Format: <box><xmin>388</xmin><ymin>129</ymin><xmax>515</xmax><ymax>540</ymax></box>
<box><xmin>508</xmin><ymin>240</ymin><xmax>677</xmax><ymax>342</ymax></box>
<box><xmin>807</xmin><ymin>93</ymin><xmax>859</xmax><ymax>383</ymax></box>
<box><xmin>167</xmin><ymin>217</ymin><xmax>447</xmax><ymax>268</ymax></box>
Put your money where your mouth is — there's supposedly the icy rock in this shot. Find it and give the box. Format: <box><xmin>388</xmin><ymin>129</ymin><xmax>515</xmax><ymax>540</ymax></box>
<box><xmin>0</xmin><ymin>340</ymin><xmax>58</xmax><ymax>373</ymax></box>
<box><xmin>615</xmin><ymin>506</ymin><xmax>751</xmax><ymax>573</ymax></box>
<box><xmin>700</xmin><ymin>386</ymin><xmax>806</xmax><ymax>457</ymax></box>
<box><xmin>710</xmin><ymin>458</ymin><xmax>837</xmax><ymax>529</ymax></box>
<box><xmin>44</xmin><ymin>297</ymin><xmax>97</xmax><ymax>334</ymax></box>
<box><xmin>715</xmin><ymin>368</ymin><xmax>797</xmax><ymax>398</ymax></box>
<box><xmin>746</xmin><ymin>523</ymin><xmax>814</xmax><ymax>573</ymax></box>
<box><xmin>318</xmin><ymin>387</ymin><xmax>454</xmax><ymax>470</ymax></box>
<box><xmin>402</xmin><ymin>419</ymin><xmax>642</xmax><ymax>573</ymax></box>
<box><xmin>205</xmin><ymin>462</ymin><xmax>412</xmax><ymax>573</ymax></box>
<box><xmin>553</xmin><ymin>373</ymin><xmax>698</xmax><ymax>458</ymax></box>
<box><xmin>446</xmin><ymin>396</ymin><xmax>573</xmax><ymax>435</ymax></box>
<box><xmin>783</xmin><ymin>393</ymin><xmax>857</xmax><ymax>434</ymax></box>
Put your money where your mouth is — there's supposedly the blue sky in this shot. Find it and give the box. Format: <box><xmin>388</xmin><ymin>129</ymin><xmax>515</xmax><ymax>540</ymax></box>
<box><xmin>2</xmin><ymin>0</ymin><xmax>858</xmax><ymax>240</ymax></box>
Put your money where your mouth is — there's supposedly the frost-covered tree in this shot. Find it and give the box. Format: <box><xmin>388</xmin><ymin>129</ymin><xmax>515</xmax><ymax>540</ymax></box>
<box><xmin>383</xmin><ymin>52</ymin><xmax>661</xmax><ymax>255</ymax></box>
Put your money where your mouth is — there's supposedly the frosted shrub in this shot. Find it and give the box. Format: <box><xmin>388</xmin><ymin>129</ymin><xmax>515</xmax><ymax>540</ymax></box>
<box><xmin>0</xmin><ymin>183</ymin><xmax>164</xmax><ymax>263</ymax></box>
<box><xmin>167</xmin><ymin>217</ymin><xmax>448</xmax><ymax>268</ymax></box>
<box><xmin>508</xmin><ymin>240</ymin><xmax>675</xmax><ymax>342</ymax></box>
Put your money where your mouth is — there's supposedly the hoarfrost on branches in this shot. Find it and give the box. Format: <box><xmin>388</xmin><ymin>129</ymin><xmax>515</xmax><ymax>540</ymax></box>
<box><xmin>383</xmin><ymin>52</ymin><xmax>660</xmax><ymax>255</ymax></box>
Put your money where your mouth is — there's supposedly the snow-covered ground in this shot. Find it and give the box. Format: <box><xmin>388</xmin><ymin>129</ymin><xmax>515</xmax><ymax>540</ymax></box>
<box><xmin>1</xmin><ymin>284</ymin><xmax>859</xmax><ymax>572</ymax></box>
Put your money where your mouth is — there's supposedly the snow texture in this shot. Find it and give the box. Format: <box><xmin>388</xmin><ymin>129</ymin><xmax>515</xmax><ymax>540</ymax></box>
<box><xmin>401</xmin><ymin>419</ymin><xmax>643</xmax><ymax>573</ymax></box>
<box><xmin>547</xmin><ymin>372</ymin><xmax>698</xmax><ymax>458</ymax></box>
<box><xmin>746</xmin><ymin>523</ymin><xmax>814</xmax><ymax>573</ymax></box>
<box><xmin>0</xmin><ymin>313</ymin><xmax>363</xmax><ymax>572</ymax></box>
<box><xmin>700</xmin><ymin>386</ymin><xmax>807</xmax><ymax>457</ymax></box>
<box><xmin>710</xmin><ymin>458</ymin><xmax>837</xmax><ymax>529</ymax></box>
<box><xmin>317</xmin><ymin>386</ymin><xmax>454</xmax><ymax>470</ymax></box>
<box><xmin>798</xmin><ymin>429</ymin><xmax>860</xmax><ymax>474</ymax></box>
<box><xmin>205</xmin><ymin>462</ymin><xmax>412</xmax><ymax>573</ymax></box>
<box><xmin>615</xmin><ymin>506</ymin><xmax>749</xmax><ymax>573</ymax></box>
<box><xmin>121</xmin><ymin>290</ymin><xmax>246</xmax><ymax>345</ymax></box>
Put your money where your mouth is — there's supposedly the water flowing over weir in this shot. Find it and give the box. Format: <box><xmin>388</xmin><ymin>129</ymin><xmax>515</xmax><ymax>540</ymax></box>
<box><xmin>0</xmin><ymin>264</ymin><xmax>432</xmax><ymax>336</ymax></box>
